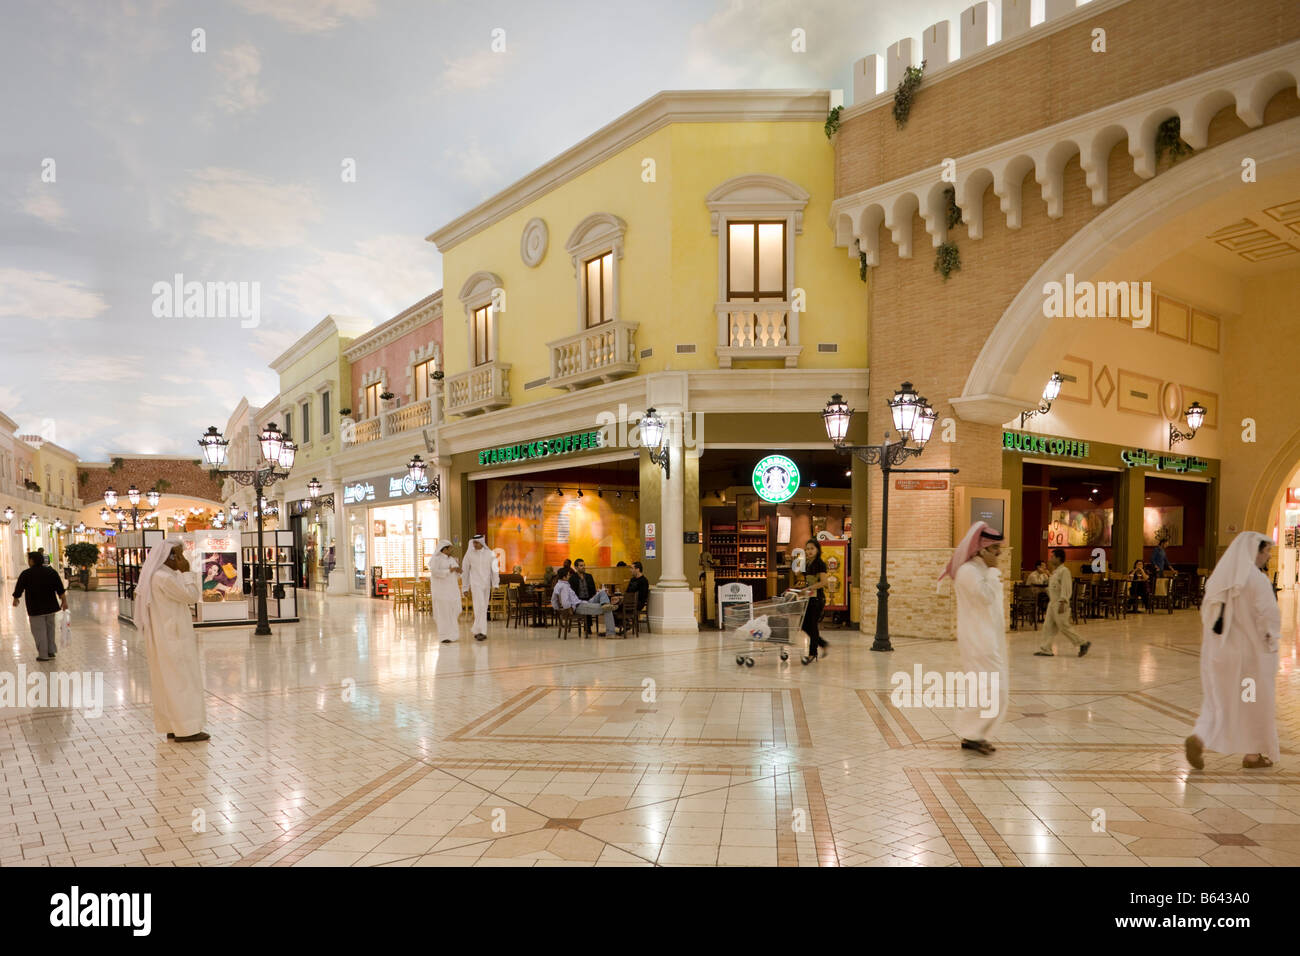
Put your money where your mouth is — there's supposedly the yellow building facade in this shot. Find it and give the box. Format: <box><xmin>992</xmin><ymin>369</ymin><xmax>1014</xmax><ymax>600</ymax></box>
<box><xmin>430</xmin><ymin>91</ymin><xmax>871</xmax><ymax>632</ymax></box>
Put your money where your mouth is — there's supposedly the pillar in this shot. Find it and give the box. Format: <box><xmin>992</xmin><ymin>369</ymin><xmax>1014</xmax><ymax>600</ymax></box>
<box><xmin>850</xmin><ymin>455</ymin><xmax>869</xmax><ymax>627</ymax></box>
<box><xmin>1118</xmin><ymin>467</ymin><xmax>1144</xmax><ymax>573</ymax></box>
<box><xmin>647</xmin><ymin>373</ymin><xmax>698</xmax><ymax>633</ymax></box>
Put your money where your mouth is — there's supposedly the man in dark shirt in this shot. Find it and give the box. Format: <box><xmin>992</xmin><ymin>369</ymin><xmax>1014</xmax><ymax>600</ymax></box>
<box><xmin>626</xmin><ymin>561</ymin><xmax>650</xmax><ymax>611</ymax></box>
<box><xmin>12</xmin><ymin>551</ymin><xmax>68</xmax><ymax>661</ymax></box>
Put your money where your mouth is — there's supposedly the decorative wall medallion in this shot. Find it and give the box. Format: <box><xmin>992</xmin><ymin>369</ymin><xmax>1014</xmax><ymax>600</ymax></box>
<box><xmin>520</xmin><ymin>218</ymin><xmax>548</xmax><ymax>267</ymax></box>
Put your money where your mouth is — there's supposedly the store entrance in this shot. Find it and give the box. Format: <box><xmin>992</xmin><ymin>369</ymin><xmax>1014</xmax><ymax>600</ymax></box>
<box><xmin>1021</xmin><ymin>463</ymin><xmax>1119</xmax><ymax>573</ymax></box>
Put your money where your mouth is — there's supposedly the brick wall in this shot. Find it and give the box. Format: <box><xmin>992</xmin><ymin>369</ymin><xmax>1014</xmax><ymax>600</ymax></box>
<box><xmin>861</xmin><ymin>547</ymin><xmax>1010</xmax><ymax>641</ymax></box>
<box><xmin>79</xmin><ymin>459</ymin><xmax>225</xmax><ymax>504</ymax></box>
<box><xmin>837</xmin><ymin>0</ymin><xmax>1300</xmax><ymax>196</ymax></box>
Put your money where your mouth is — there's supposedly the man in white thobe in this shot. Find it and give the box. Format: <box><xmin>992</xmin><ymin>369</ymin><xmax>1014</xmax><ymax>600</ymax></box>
<box><xmin>939</xmin><ymin>522</ymin><xmax>1009</xmax><ymax>755</ymax></box>
<box><xmin>461</xmin><ymin>534</ymin><xmax>498</xmax><ymax>642</ymax></box>
<box><xmin>137</xmin><ymin>537</ymin><xmax>209</xmax><ymax>742</ymax></box>
<box><xmin>428</xmin><ymin>540</ymin><xmax>462</xmax><ymax>643</ymax></box>
<box><xmin>1035</xmin><ymin>548</ymin><xmax>1090</xmax><ymax>657</ymax></box>
<box><xmin>1186</xmin><ymin>532</ymin><xmax>1280</xmax><ymax>770</ymax></box>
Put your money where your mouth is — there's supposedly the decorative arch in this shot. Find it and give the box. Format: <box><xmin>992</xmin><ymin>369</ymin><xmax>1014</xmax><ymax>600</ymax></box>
<box><xmin>1245</xmin><ymin>427</ymin><xmax>1300</xmax><ymax>540</ymax></box>
<box><xmin>952</xmin><ymin>116</ymin><xmax>1300</xmax><ymax>425</ymax></box>
<box><xmin>458</xmin><ymin>270</ymin><xmax>502</xmax><ymax>305</ymax></box>
<box><xmin>705</xmin><ymin>173</ymin><xmax>810</xmax><ymax>235</ymax></box>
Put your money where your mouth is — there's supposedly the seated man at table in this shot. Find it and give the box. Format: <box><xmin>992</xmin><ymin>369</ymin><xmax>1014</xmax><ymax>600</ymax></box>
<box><xmin>625</xmin><ymin>561</ymin><xmax>650</xmax><ymax>614</ymax></box>
<box><xmin>551</xmin><ymin>567</ymin><xmax>617</xmax><ymax>636</ymax></box>
<box><xmin>1026</xmin><ymin>561</ymin><xmax>1049</xmax><ymax>586</ymax></box>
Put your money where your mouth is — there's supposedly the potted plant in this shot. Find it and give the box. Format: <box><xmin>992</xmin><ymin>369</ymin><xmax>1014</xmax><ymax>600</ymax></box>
<box><xmin>65</xmin><ymin>542</ymin><xmax>100</xmax><ymax>591</ymax></box>
<box><xmin>380</xmin><ymin>390</ymin><xmax>396</xmax><ymax>411</ymax></box>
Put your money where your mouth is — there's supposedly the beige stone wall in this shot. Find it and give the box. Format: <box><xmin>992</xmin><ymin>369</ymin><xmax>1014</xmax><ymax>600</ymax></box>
<box><xmin>861</xmin><ymin>547</ymin><xmax>1011</xmax><ymax>641</ymax></box>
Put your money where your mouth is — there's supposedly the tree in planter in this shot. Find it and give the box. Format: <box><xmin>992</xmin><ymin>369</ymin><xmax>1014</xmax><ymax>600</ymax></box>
<box><xmin>65</xmin><ymin>542</ymin><xmax>100</xmax><ymax>590</ymax></box>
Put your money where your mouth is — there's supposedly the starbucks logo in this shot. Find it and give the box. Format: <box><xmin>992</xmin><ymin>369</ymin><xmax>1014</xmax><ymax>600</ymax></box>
<box><xmin>751</xmin><ymin>455</ymin><xmax>800</xmax><ymax>503</ymax></box>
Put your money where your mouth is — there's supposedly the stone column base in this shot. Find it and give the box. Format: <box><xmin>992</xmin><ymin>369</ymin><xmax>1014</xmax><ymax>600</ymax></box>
<box><xmin>860</xmin><ymin>547</ymin><xmax>1010</xmax><ymax>641</ymax></box>
<box><xmin>649</xmin><ymin>587</ymin><xmax>699</xmax><ymax>634</ymax></box>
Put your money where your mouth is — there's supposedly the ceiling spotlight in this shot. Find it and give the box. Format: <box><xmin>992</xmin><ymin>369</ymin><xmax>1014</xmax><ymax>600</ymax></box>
<box><xmin>556</xmin><ymin>487</ymin><xmax>563</xmax><ymax>497</ymax></box>
<box><xmin>845</xmin><ymin>469</ymin><xmax>852</xmax><ymax>478</ymax></box>
<box><xmin>597</xmin><ymin>487</ymin><xmax>603</xmax><ymax>498</ymax></box>
<box><xmin>616</xmin><ymin>490</ymin><xmax>622</xmax><ymax>499</ymax></box>
<box><xmin>810</xmin><ymin>480</ymin><xmax>818</xmax><ymax>488</ymax></box>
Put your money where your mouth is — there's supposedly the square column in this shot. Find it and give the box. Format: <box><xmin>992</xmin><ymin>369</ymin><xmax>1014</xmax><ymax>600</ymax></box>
<box><xmin>645</xmin><ymin>375</ymin><xmax>698</xmax><ymax>634</ymax></box>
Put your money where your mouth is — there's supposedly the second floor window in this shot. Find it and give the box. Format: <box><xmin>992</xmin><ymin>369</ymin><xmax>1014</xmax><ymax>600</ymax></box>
<box><xmin>363</xmin><ymin>382</ymin><xmax>381</xmax><ymax>419</ymax></box>
<box><xmin>584</xmin><ymin>252</ymin><xmax>613</xmax><ymax>327</ymax></box>
<box><xmin>473</xmin><ymin>305</ymin><xmax>492</xmax><ymax>366</ymax></box>
<box><xmin>322</xmin><ymin>392</ymin><xmax>331</xmax><ymax>434</ymax></box>
<box><xmin>284</xmin><ymin>410</ymin><xmax>293</xmax><ymax>442</ymax></box>
<box><xmin>727</xmin><ymin>221</ymin><xmax>786</xmax><ymax>302</ymax></box>
<box><xmin>301</xmin><ymin>402</ymin><xmax>310</xmax><ymax>443</ymax></box>
<box><xmin>413</xmin><ymin>360</ymin><xmax>434</xmax><ymax>401</ymax></box>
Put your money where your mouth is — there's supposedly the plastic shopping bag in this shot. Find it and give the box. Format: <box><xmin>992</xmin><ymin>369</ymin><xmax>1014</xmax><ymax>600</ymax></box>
<box><xmin>59</xmin><ymin>609</ymin><xmax>72</xmax><ymax>646</ymax></box>
<box><xmin>737</xmin><ymin>614</ymin><xmax>770</xmax><ymax>642</ymax></box>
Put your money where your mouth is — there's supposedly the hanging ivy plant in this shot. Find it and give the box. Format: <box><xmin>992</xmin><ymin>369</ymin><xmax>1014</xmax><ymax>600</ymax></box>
<box><xmin>859</xmin><ymin>251</ymin><xmax>869</xmax><ymax>282</ymax></box>
<box><xmin>934</xmin><ymin>240</ymin><xmax>961</xmax><ymax>281</ymax></box>
<box><xmin>824</xmin><ymin>105</ymin><xmax>842</xmax><ymax>140</ymax></box>
<box><xmin>1155</xmin><ymin>116</ymin><xmax>1193</xmax><ymax>165</ymax></box>
<box><xmin>944</xmin><ymin>185</ymin><xmax>963</xmax><ymax>229</ymax></box>
<box><xmin>892</xmin><ymin>61</ymin><xmax>926</xmax><ymax>129</ymax></box>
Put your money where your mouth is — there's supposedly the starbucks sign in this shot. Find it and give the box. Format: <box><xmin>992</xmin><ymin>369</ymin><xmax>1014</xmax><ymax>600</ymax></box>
<box><xmin>752</xmin><ymin>455</ymin><xmax>801</xmax><ymax>503</ymax></box>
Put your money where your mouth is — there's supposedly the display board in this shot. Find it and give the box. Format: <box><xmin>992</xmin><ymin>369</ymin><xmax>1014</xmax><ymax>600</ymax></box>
<box><xmin>240</xmin><ymin>529</ymin><xmax>299</xmax><ymax>623</ymax></box>
<box><xmin>817</xmin><ymin>537</ymin><xmax>850</xmax><ymax>611</ymax></box>
<box><xmin>114</xmin><ymin>529</ymin><xmax>165</xmax><ymax>625</ymax></box>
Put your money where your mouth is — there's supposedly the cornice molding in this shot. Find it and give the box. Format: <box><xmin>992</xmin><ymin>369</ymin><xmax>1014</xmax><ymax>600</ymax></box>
<box><xmin>343</xmin><ymin>293</ymin><xmax>443</xmax><ymax>362</ymax></box>
<box><xmin>428</xmin><ymin>89</ymin><xmax>831</xmax><ymax>252</ymax></box>
<box><xmin>270</xmin><ymin>314</ymin><xmax>372</xmax><ymax>373</ymax></box>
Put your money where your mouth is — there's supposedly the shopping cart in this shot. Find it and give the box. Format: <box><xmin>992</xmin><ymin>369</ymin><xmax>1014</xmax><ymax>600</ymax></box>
<box><xmin>724</xmin><ymin>590</ymin><xmax>810</xmax><ymax>667</ymax></box>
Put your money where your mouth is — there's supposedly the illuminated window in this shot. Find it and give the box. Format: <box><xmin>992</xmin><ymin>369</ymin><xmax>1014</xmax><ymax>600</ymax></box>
<box><xmin>584</xmin><ymin>252</ymin><xmax>614</xmax><ymax>327</ymax></box>
<box><xmin>413</xmin><ymin>360</ymin><xmax>434</xmax><ymax>401</ymax></box>
<box><xmin>363</xmin><ymin>383</ymin><xmax>382</xmax><ymax>420</ymax></box>
<box><xmin>727</xmin><ymin>221</ymin><xmax>786</xmax><ymax>302</ymax></box>
<box><xmin>473</xmin><ymin>306</ymin><xmax>492</xmax><ymax>367</ymax></box>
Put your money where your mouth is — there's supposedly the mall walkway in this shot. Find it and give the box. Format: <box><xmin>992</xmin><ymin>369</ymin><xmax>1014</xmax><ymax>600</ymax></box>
<box><xmin>1</xmin><ymin>588</ymin><xmax>1297</xmax><ymax>867</ymax></box>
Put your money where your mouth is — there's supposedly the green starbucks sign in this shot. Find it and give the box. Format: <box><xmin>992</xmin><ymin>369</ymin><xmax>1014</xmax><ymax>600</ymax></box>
<box><xmin>752</xmin><ymin>455</ymin><xmax>801</xmax><ymax>503</ymax></box>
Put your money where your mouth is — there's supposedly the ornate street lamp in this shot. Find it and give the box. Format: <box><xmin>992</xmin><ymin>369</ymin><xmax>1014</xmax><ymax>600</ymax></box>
<box><xmin>1019</xmin><ymin>372</ymin><xmax>1063</xmax><ymax>428</ymax></box>
<box><xmin>640</xmin><ymin>408</ymin><xmax>670</xmax><ymax>478</ymax></box>
<box><xmin>199</xmin><ymin>422</ymin><xmax>294</xmax><ymax>636</ymax></box>
<box><xmin>1169</xmin><ymin>401</ymin><xmax>1206</xmax><ymax>450</ymax></box>
<box><xmin>403</xmin><ymin>455</ymin><xmax>440</xmax><ymax>498</ymax></box>
<box><xmin>1</xmin><ymin>506</ymin><xmax>13</xmax><ymax>523</ymax></box>
<box><xmin>308</xmin><ymin>477</ymin><xmax>322</xmax><ymax>498</ymax></box>
<box><xmin>103</xmin><ymin>487</ymin><xmax>118</xmax><ymax>509</ymax></box>
<box><xmin>127</xmin><ymin>485</ymin><xmax>140</xmax><ymax>507</ymax></box>
<box><xmin>146</xmin><ymin>488</ymin><xmax>160</xmax><ymax>508</ymax></box>
<box><xmin>823</xmin><ymin>385</ymin><xmax>960</xmax><ymax>653</ymax></box>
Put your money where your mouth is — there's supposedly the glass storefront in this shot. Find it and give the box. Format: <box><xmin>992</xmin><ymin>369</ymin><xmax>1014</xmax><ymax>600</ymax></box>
<box><xmin>343</xmin><ymin>470</ymin><xmax>439</xmax><ymax>593</ymax></box>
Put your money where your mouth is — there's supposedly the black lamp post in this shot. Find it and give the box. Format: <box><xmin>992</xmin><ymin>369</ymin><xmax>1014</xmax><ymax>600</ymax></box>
<box><xmin>199</xmin><ymin>423</ymin><xmax>296</xmax><ymax>636</ymax></box>
<box><xmin>405</xmin><ymin>455</ymin><xmax>441</xmax><ymax>498</ymax></box>
<box><xmin>824</xmin><ymin>383</ymin><xmax>960</xmax><ymax>652</ymax></box>
<box><xmin>102</xmin><ymin>484</ymin><xmax>160</xmax><ymax>531</ymax></box>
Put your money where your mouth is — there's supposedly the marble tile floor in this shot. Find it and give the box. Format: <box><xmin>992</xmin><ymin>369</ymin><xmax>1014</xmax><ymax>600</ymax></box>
<box><xmin>1</xmin><ymin>588</ymin><xmax>1298</xmax><ymax>867</ymax></box>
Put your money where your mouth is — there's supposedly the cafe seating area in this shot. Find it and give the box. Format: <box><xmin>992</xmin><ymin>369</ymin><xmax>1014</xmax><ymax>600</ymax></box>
<box><xmin>1011</xmin><ymin>565</ymin><xmax>1208</xmax><ymax>631</ymax></box>
<box><xmin>373</xmin><ymin>564</ymin><xmax>649</xmax><ymax>638</ymax></box>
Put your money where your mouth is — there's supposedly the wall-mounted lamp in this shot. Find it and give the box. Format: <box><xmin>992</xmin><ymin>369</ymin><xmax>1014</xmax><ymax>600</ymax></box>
<box><xmin>641</xmin><ymin>408</ymin><xmax>670</xmax><ymax>478</ymax></box>
<box><xmin>1169</xmin><ymin>401</ymin><xmax>1206</xmax><ymax>450</ymax></box>
<box><xmin>1019</xmin><ymin>372</ymin><xmax>1063</xmax><ymax>429</ymax></box>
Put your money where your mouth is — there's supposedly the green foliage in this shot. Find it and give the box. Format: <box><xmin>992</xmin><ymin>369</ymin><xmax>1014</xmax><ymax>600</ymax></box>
<box><xmin>893</xmin><ymin>61</ymin><xmax>925</xmax><ymax>129</ymax></box>
<box><xmin>65</xmin><ymin>542</ymin><xmax>100</xmax><ymax>568</ymax></box>
<box><xmin>1155</xmin><ymin>116</ymin><xmax>1193</xmax><ymax>164</ymax></box>
<box><xmin>77</xmin><ymin>470</ymin><xmax>89</xmax><ymax>486</ymax></box>
<box><xmin>109</xmin><ymin>457</ymin><xmax>124</xmax><ymax>472</ymax></box>
<box><xmin>944</xmin><ymin>186</ymin><xmax>963</xmax><ymax>229</ymax></box>
<box><xmin>934</xmin><ymin>240</ymin><xmax>961</xmax><ymax>281</ymax></box>
<box><xmin>859</xmin><ymin>251</ymin><xmax>869</xmax><ymax>282</ymax></box>
<box><xmin>155</xmin><ymin>478</ymin><xmax>172</xmax><ymax>494</ymax></box>
<box><xmin>824</xmin><ymin>105</ymin><xmax>843</xmax><ymax>140</ymax></box>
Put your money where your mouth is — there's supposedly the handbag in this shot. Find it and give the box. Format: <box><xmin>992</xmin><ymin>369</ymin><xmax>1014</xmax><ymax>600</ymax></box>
<box><xmin>59</xmin><ymin>609</ymin><xmax>73</xmax><ymax>645</ymax></box>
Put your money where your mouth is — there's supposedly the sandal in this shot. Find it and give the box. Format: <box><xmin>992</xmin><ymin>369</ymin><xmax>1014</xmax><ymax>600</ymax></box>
<box><xmin>960</xmin><ymin>739</ymin><xmax>995</xmax><ymax>755</ymax></box>
<box><xmin>1184</xmin><ymin>735</ymin><xmax>1204</xmax><ymax>770</ymax></box>
<box><xmin>1242</xmin><ymin>755</ymin><xmax>1273</xmax><ymax>769</ymax></box>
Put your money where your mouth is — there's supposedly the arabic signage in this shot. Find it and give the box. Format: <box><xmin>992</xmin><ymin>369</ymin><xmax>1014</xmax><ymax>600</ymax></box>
<box><xmin>1003</xmin><ymin>431</ymin><xmax>1090</xmax><ymax>459</ymax></box>
<box><xmin>1120</xmin><ymin>448</ymin><xmax>1210</xmax><ymax>474</ymax></box>
<box><xmin>895</xmin><ymin>479</ymin><xmax>948</xmax><ymax>491</ymax></box>
<box><xmin>478</xmin><ymin>429</ymin><xmax>604</xmax><ymax>467</ymax></box>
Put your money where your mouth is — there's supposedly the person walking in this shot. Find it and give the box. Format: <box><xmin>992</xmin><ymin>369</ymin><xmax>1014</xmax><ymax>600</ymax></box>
<box><xmin>11</xmin><ymin>551</ymin><xmax>68</xmax><ymax>661</ymax></box>
<box><xmin>1185</xmin><ymin>532</ymin><xmax>1280</xmax><ymax>770</ymax></box>
<box><xmin>428</xmin><ymin>540</ymin><xmax>462</xmax><ymax>643</ymax></box>
<box><xmin>939</xmin><ymin>522</ymin><xmax>1008</xmax><ymax>755</ymax></box>
<box><xmin>1035</xmin><ymin>548</ymin><xmax>1090</xmax><ymax>658</ymax></box>
<box><xmin>136</xmin><ymin>537</ymin><xmax>209</xmax><ymax>742</ymax></box>
<box><xmin>800</xmin><ymin>539</ymin><xmax>830</xmax><ymax>662</ymax></box>
<box><xmin>461</xmin><ymin>534</ymin><xmax>498</xmax><ymax>641</ymax></box>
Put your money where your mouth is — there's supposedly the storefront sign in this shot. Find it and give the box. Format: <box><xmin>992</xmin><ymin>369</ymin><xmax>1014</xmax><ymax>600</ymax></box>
<box><xmin>477</xmin><ymin>429</ymin><xmax>604</xmax><ymax>466</ymax></box>
<box><xmin>343</xmin><ymin>481</ymin><xmax>375</xmax><ymax>504</ymax></box>
<box><xmin>387</xmin><ymin>475</ymin><xmax>421</xmax><ymax>499</ymax></box>
<box><xmin>1120</xmin><ymin>448</ymin><xmax>1210</xmax><ymax>474</ymax></box>
<box><xmin>1002</xmin><ymin>431</ymin><xmax>1090</xmax><ymax>459</ymax></box>
<box><xmin>752</xmin><ymin>455</ymin><xmax>801</xmax><ymax>503</ymax></box>
<box><xmin>895</xmin><ymin>479</ymin><xmax>948</xmax><ymax>491</ymax></box>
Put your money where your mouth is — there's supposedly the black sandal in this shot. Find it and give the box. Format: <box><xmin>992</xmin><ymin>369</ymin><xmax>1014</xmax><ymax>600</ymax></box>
<box><xmin>960</xmin><ymin>739</ymin><xmax>995</xmax><ymax>755</ymax></box>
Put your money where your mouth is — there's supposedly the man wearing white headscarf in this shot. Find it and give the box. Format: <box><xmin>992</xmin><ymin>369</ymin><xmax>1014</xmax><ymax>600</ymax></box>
<box><xmin>461</xmin><ymin>534</ymin><xmax>498</xmax><ymax>642</ymax></box>
<box><xmin>136</xmin><ymin>537</ymin><xmax>209</xmax><ymax>742</ymax></box>
<box><xmin>1185</xmin><ymin>532</ymin><xmax>1280</xmax><ymax>770</ymax></box>
<box><xmin>428</xmin><ymin>540</ymin><xmax>462</xmax><ymax>643</ymax></box>
<box><xmin>938</xmin><ymin>521</ymin><xmax>1007</xmax><ymax>755</ymax></box>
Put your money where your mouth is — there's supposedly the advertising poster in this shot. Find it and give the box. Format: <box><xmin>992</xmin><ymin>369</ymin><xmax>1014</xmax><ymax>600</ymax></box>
<box><xmin>1143</xmin><ymin>506</ymin><xmax>1184</xmax><ymax>547</ymax></box>
<box><xmin>202</xmin><ymin>550</ymin><xmax>241</xmax><ymax>602</ymax></box>
<box><xmin>1048</xmin><ymin>508</ymin><xmax>1113</xmax><ymax>547</ymax></box>
<box><xmin>818</xmin><ymin>539</ymin><xmax>849</xmax><ymax>611</ymax></box>
<box><xmin>483</xmin><ymin>479</ymin><xmax>640</xmax><ymax>577</ymax></box>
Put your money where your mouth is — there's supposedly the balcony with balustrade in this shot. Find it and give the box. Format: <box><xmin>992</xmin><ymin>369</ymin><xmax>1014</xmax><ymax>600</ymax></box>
<box><xmin>716</xmin><ymin>303</ymin><xmax>801</xmax><ymax>368</ymax></box>
<box><xmin>340</xmin><ymin>397</ymin><xmax>436</xmax><ymax>447</ymax></box>
<box><xmin>547</xmin><ymin>320</ymin><xmax>639</xmax><ymax>390</ymax></box>
<box><xmin>445</xmin><ymin>361</ymin><xmax>512</xmax><ymax>416</ymax></box>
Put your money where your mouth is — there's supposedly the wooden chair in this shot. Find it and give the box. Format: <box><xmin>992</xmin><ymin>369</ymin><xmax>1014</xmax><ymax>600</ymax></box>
<box><xmin>1152</xmin><ymin>576</ymin><xmax>1174</xmax><ymax>613</ymax></box>
<box><xmin>460</xmin><ymin>590</ymin><xmax>473</xmax><ymax>621</ymax></box>
<box><xmin>505</xmin><ymin>585</ymin><xmax>523</xmax><ymax>628</ymax></box>
<box><xmin>1193</xmin><ymin>570</ymin><xmax>1208</xmax><ymax>608</ymax></box>
<box><xmin>1010</xmin><ymin>583</ymin><xmax>1039</xmax><ymax>630</ymax></box>
<box><xmin>391</xmin><ymin>577</ymin><xmax>414</xmax><ymax>613</ymax></box>
<box><xmin>1108</xmin><ymin>579</ymin><xmax>1129</xmax><ymax>619</ymax></box>
<box><xmin>414</xmin><ymin>579</ymin><xmax>432</xmax><ymax>613</ymax></box>
<box><xmin>555</xmin><ymin>605</ymin><xmax>577</xmax><ymax>640</ymax></box>
<box><xmin>488</xmin><ymin>587</ymin><xmax>508</xmax><ymax>622</ymax></box>
<box><xmin>1069</xmin><ymin>580</ymin><xmax>1086</xmax><ymax>625</ymax></box>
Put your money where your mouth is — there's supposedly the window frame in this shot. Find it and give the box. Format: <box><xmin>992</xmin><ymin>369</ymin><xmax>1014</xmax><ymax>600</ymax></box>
<box><xmin>300</xmin><ymin>400</ymin><xmax>311</xmax><ymax>444</ymax></box>
<box><xmin>321</xmin><ymin>391</ymin><xmax>331</xmax><ymax>435</ymax></box>
<box><xmin>705</xmin><ymin>174</ymin><xmax>808</xmax><ymax>311</ymax></box>
<box><xmin>725</xmin><ymin>220</ymin><xmax>787</xmax><ymax>303</ymax></box>
<box><xmin>458</xmin><ymin>271</ymin><xmax>504</xmax><ymax>370</ymax></box>
<box><xmin>565</xmin><ymin>213</ymin><xmax>626</xmax><ymax>332</ymax></box>
<box><xmin>363</xmin><ymin>382</ymin><xmax>381</xmax><ymax>420</ymax></box>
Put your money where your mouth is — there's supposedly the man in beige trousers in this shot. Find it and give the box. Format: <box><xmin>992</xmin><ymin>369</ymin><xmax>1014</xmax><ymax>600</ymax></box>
<box><xmin>1035</xmin><ymin>548</ymin><xmax>1091</xmax><ymax>658</ymax></box>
